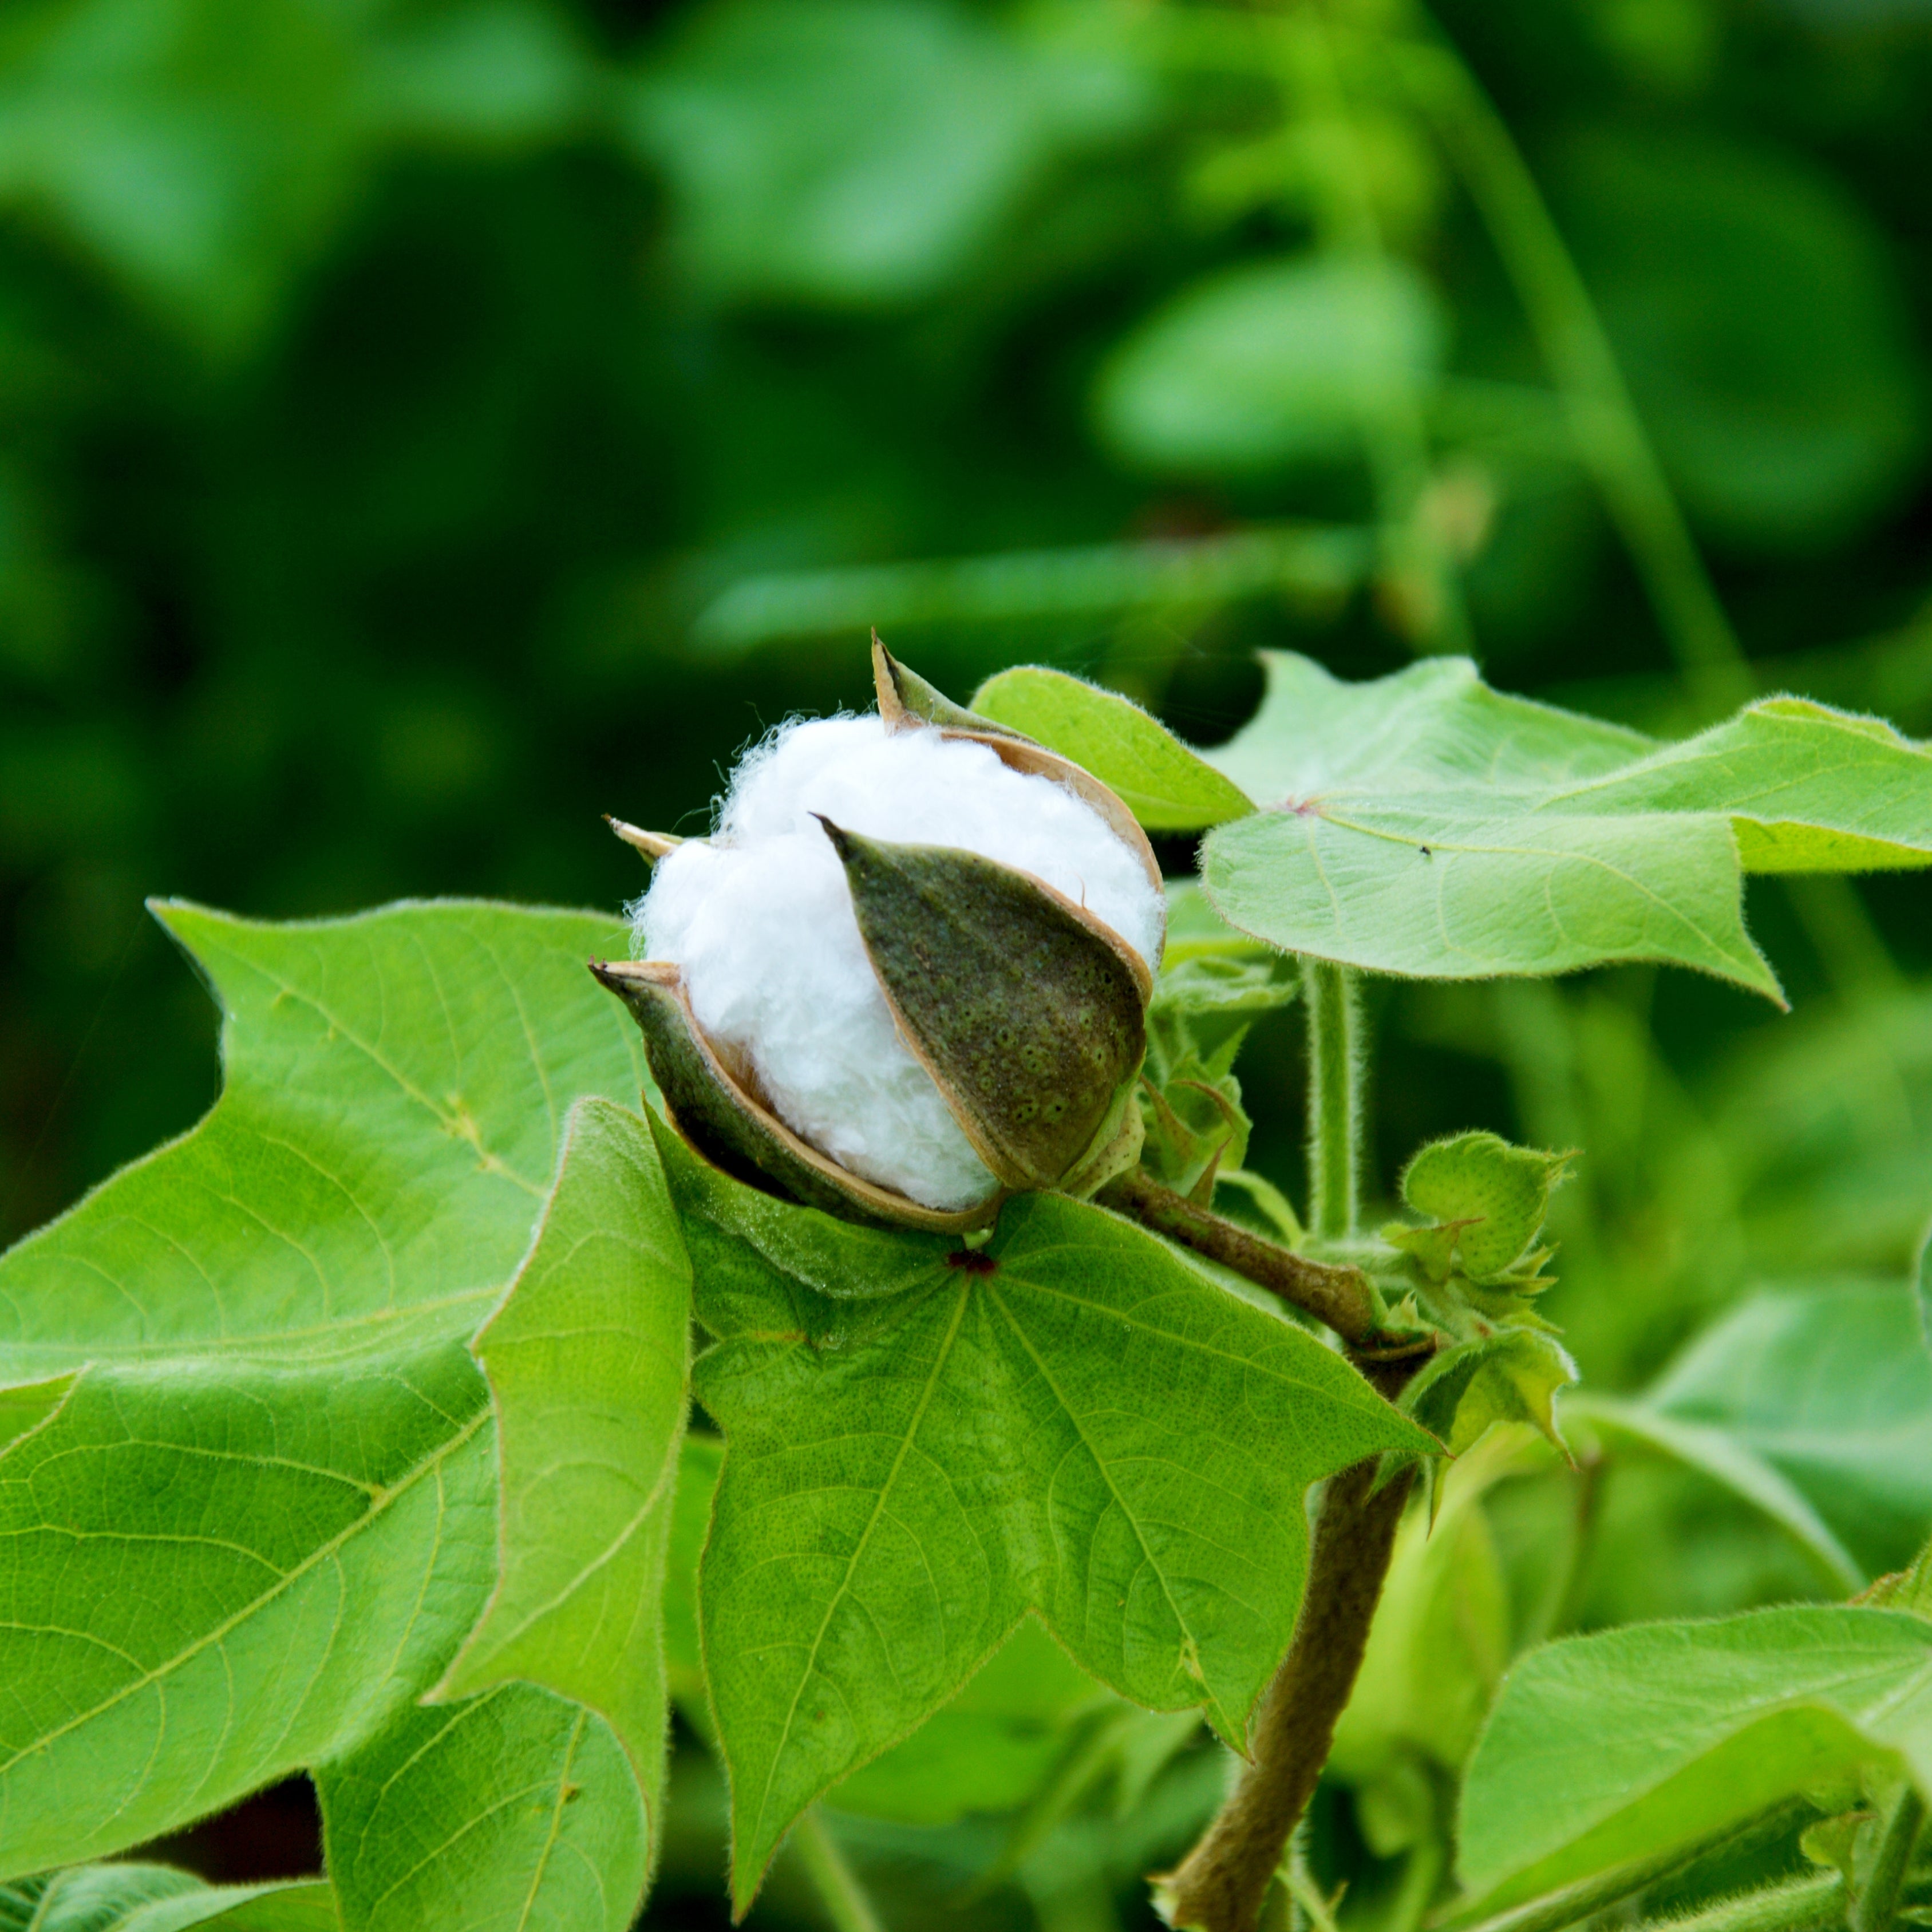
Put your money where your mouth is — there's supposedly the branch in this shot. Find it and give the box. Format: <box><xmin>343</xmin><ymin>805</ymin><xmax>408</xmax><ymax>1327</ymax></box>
<box><xmin>1101</xmin><ymin>1168</ymin><xmax>1382</xmax><ymax>1348</ymax></box>
<box><xmin>1155</xmin><ymin>1419</ymin><xmax>1417</xmax><ymax>1932</ymax></box>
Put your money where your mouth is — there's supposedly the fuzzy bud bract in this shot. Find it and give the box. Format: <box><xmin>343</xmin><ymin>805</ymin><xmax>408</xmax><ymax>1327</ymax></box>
<box><xmin>590</xmin><ymin>642</ymin><xmax>1165</xmax><ymax>1231</ymax></box>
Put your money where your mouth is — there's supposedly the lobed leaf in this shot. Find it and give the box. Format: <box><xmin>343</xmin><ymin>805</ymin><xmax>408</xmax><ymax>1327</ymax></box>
<box><xmin>319</xmin><ymin>1686</ymin><xmax>647</xmax><ymax>1932</ymax></box>
<box><xmin>440</xmin><ymin>1097</ymin><xmax>692</xmax><ymax>1832</ymax></box>
<box><xmin>0</xmin><ymin>1341</ymin><xmax>495</xmax><ymax>1876</ymax></box>
<box><xmin>0</xmin><ymin>900</ymin><xmax>666</xmax><ymax>1919</ymax></box>
<box><xmin>969</xmin><ymin>667</ymin><xmax>1255</xmax><ymax>831</ymax></box>
<box><xmin>671</xmin><ymin>1119</ymin><xmax>1432</xmax><ymax>1909</ymax></box>
<box><xmin>0</xmin><ymin>900</ymin><xmax>647</xmax><ymax>1378</ymax></box>
<box><xmin>1201</xmin><ymin>656</ymin><xmax>1932</xmax><ymax>998</ymax></box>
<box><xmin>1457</xmin><ymin>1605</ymin><xmax>1932</xmax><ymax>1911</ymax></box>
<box><xmin>665</xmin><ymin>1417</ymin><xmax>1111</xmax><ymax>1831</ymax></box>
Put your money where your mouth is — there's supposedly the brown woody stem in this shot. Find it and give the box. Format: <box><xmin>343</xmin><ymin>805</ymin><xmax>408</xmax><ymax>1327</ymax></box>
<box><xmin>1157</xmin><ymin>1404</ymin><xmax>1419</xmax><ymax>1932</ymax></box>
<box><xmin>1101</xmin><ymin>1168</ymin><xmax>1382</xmax><ymax>1348</ymax></box>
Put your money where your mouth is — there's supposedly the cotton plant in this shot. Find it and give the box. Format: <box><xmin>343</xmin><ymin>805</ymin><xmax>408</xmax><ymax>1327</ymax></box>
<box><xmin>0</xmin><ymin>641</ymin><xmax>1927</xmax><ymax>1932</ymax></box>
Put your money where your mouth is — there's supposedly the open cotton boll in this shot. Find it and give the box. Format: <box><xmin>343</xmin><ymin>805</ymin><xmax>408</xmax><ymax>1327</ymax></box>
<box><xmin>636</xmin><ymin>714</ymin><xmax>1164</xmax><ymax>1212</ymax></box>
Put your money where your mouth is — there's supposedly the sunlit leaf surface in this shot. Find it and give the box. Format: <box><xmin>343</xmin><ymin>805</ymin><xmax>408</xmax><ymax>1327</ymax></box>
<box><xmin>664</xmin><ymin>1120</ymin><xmax>1431</xmax><ymax>1907</ymax></box>
<box><xmin>1203</xmin><ymin>655</ymin><xmax>1932</xmax><ymax>996</ymax></box>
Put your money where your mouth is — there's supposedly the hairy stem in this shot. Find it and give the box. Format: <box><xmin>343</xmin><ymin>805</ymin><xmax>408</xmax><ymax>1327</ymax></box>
<box><xmin>1634</xmin><ymin>1874</ymin><xmax>1844</xmax><ymax>1932</ymax></box>
<box><xmin>1304</xmin><ymin>961</ymin><xmax>1361</xmax><ymax>1242</ymax></box>
<box><xmin>1102</xmin><ymin>1168</ymin><xmax>1380</xmax><ymax>1346</ymax></box>
<box><xmin>1393</xmin><ymin>23</ymin><xmax>1750</xmax><ymax>712</ymax></box>
<box><xmin>792</xmin><ymin>1809</ymin><xmax>887</xmax><ymax>1932</ymax></box>
<box><xmin>1157</xmin><ymin>1435</ymin><xmax>1417</xmax><ymax>1932</ymax></box>
<box><xmin>1849</xmin><ymin>1783</ymin><xmax>1926</xmax><ymax>1932</ymax></box>
<box><xmin>1448</xmin><ymin>1800</ymin><xmax>1819</xmax><ymax>1932</ymax></box>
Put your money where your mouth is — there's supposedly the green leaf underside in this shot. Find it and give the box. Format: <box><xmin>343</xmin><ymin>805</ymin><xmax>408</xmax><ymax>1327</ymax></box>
<box><xmin>0</xmin><ymin>1340</ymin><xmax>495</xmax><ymax>1876</ymax></box>
<box><xmin>441</xmin><ymin>1097</ymin><xmax>691</xmax><ymax>1842</ymax></box>
<box><xmin>1458</xmin><ymin>1605</ymin><xmax>1932</xmax><ymax>1912</ymax></box>
<box><xmin>1202</xmin><ymin>657</ymin><xmax>1932</xmax><ymax>996</ymax></box>
<box><xmin>969</xmin><ymin>666</ymin><xmax>1255</xmax><ymax>831</ymax></box>
<box><xmin>0</xmin><ymin>900</ymin><xmax>647</xmax><ymax>1378</ymax></box>
<box><xmin>1582</xmin><ymin>1280</ymin><xmax>1932</xmax><ymax>1585</ymax></box>
<box><xmin>666</xmin><ymin>1427</ymin><xmax>1110</xmax><ymax>1828</ymax></box>
<box><xmin>319</xmin><ymin>1685</ymin><xmax>647</xmax><ymax>1932</ymax></box>
<box><xmin>824</xmin><ymin>1621</ymin><xmax>1106</xmax><ymax>1827</ymax></box>
<box><xmin>666</xmin><ymin>1121</ymin><xmax>1431</xmax><ymax>1910</ymax></box>
<box><xmin>0</xmin><ymin>1868</ymin><xmax>334</xmax><ymax>1932</ymax></box>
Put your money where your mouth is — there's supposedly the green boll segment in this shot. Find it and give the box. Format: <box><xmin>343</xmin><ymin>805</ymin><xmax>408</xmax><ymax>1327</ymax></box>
<box><xmin>817</xmin><ymin>818</ymin><xmax>1149</xmax><ymax>1196</ymax></box>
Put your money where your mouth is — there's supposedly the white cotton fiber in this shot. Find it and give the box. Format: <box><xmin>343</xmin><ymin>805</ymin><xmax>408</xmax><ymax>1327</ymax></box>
<box><xmin>635</xmin><ymin>715</ymin><xmax>1164</xmax><ymax>1212</ymax></box>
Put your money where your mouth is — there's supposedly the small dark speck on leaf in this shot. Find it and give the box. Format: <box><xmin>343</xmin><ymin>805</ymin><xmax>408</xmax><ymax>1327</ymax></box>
<box><xmin>946</xmin><ymin>1250</ymin><xmax>998</xmax><ymax>1275</ymax></box>
<box><xmin>1419</xmin><ymin>847</ymin><xmax>1432</xmax><ymax>859</ymax></box>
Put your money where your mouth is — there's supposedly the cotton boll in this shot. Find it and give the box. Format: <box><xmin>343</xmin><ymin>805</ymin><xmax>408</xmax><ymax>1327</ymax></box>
<box><xmin>637</xmin><ymin>714</ymin><xmax>1163</xmax><ymax>1212</ymax></box>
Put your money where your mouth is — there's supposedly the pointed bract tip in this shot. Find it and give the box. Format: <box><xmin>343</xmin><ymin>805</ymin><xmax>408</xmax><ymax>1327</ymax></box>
<box><xmin>809</xmin><ymin>812</ymin><xmax>854</xmax><ymax>858</ymax></box>
<box><xmin>587</xmin><ymin>957</ymin><xmax>675</xmax><ymax>998</ymax></box>
<box><xmin>605</xmin><ymin>816</ymin><xmax>682</xmax><ymax>861</ymax></box>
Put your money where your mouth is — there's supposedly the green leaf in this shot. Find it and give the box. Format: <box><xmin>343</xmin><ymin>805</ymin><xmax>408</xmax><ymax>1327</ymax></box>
<box><xmin>1575</xmin><ymin>1279</ymin><xmax>1932</xmax><ymax>1585</ymax></box>
<box><xmin>1457</xmin><ymin>1605</ymin><xmax>1932</xmax><ymax>1911</ymax></box>
<box><xmin>665</xmin><ymin>1433</ymin><xmax>722</xmax><ymax>1728</ymax></box>
<box><xmin>319</xmin><ymin>1686</ymin><xmax>647</xmax><ymax>1932</ymax></box>
<box><xmin>826</xmin><ymin>1622</ymin><xmax>1106</xmax><ymax>1827</ymax></box>
<box><xmin>0</xmin><ymin>1339</ymin><xmax>493</xmax><ymax>1875</ymax></box>
<box><xmin>0</xmin><ymin>1371</ymin><xmax>70</xmax><ymax>1455</ymax></box>
<box><xmin>1566</xmin><ymin>1396</ymin><xmax>1862</xmax><ymax>1595</ymax></box>
<box><xmin>0</xmin><ymin>900</ymin><xmax>658</xmax><ymax>1914</ymax></box>
<box><xmin>1093</xmin><ymin>255</ymin><xmax>1446</xmax><ymax>476</ymax></box>
<box><xmin>678</xmin><ymin>1132</ymin><xmax>1432</xmax><ymax>1909</ymax></box>
<box><xmin>0</xmin><ymin>1868</ymin><xmax>334</xmax><ymax>1932</ymax></box>
<box><xmin>440</xmin><ymin>1098</ymin><xmax>692</xmax><ymax>1828</ymax></box>
<box><xmin>667</xmin><ymin>1413</ymin><xmax>1111</xmax><ymax>1832</ymax></box>
<box><xmin>1201</xmin><ymin>655</ymin><xmax>1932</xmax><ymax>997</ymax></box>
<box><xmin>0</xmin><ymin>899</ymin><xmax>646</xmax><ymax>1379</ymax></box>
<box><xmin>967</xmin><ymin>667</ymin><xmax>1255</xmax><ymax>831</ymax></box>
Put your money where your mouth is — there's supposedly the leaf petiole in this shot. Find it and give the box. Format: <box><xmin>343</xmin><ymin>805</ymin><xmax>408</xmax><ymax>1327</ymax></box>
<box><xmin>791</xmin><ymin>1809</ymin><xmax>888</xmax><ymax>1932</ymax></box>
<box><xmin>1100</xmin><ymin>1167</ymin><xmax>1381</xmax><ymax>1346</ymax></box>
<box><xmin>1304</xmin><ymin>960</ymin><xmax>1362</xmax><ymax>1243</ymax></box>
<box><xmin>1848</xmin><ymin>1784</ymin><xmax>1926</xmax><ymax>1932</ymax></box>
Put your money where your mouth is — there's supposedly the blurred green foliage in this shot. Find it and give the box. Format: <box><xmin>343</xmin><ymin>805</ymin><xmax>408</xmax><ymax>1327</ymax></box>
<box><xmin>2</xmin><ymin>0</ymin><xmax>1930</xmax><ymax>1923</ymax></box>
